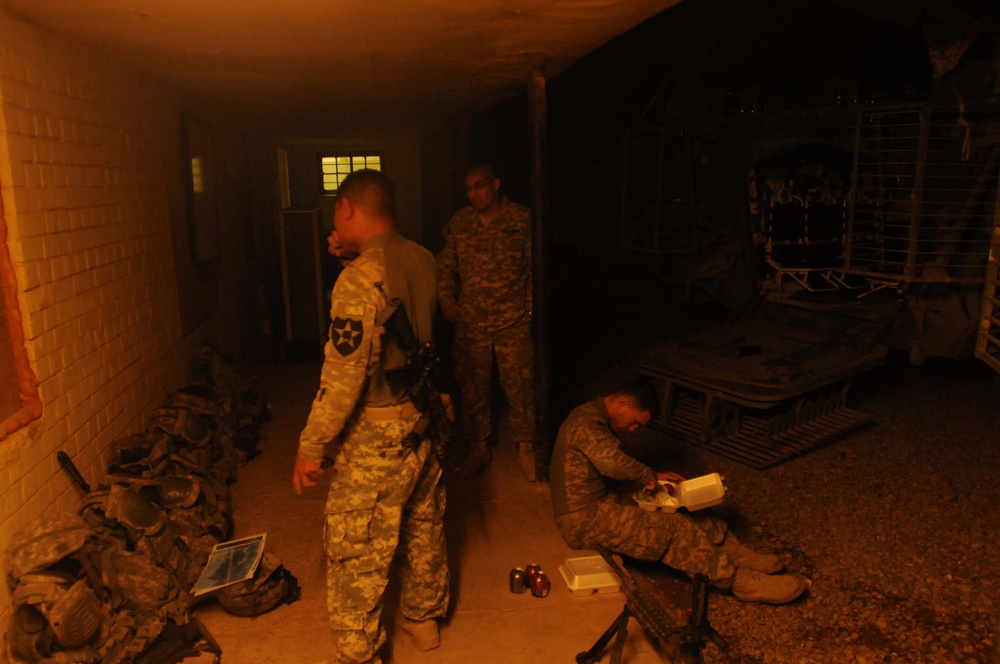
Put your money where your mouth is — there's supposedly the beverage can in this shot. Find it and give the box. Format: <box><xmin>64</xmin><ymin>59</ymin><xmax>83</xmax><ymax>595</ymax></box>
<box><xmin>529</xmin><ymin>571</ymin><xmax>550</xmax><ymax>598</ymax></box>
<box><xmin>509</xmin><ymin>567</ymin><xmax>528</xmax><ymax>593</ymax></box>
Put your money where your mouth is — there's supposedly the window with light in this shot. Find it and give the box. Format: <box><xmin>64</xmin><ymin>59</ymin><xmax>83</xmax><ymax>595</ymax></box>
<box><xmin>320</xmin><ymin>155</ymin><xmax>382</xmax><ymax>192</ymax></box>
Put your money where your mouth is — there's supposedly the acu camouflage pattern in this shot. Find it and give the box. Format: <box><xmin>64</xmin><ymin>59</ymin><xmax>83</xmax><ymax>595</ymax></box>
<box><xmin>452</xmin><ymin>316</ymin><xmax>536</xmax><ymax>446</ymax></box>
<box><xmin>297</xmin><ymin>237</ymin><xmax>448</xmax><ymax>664</ymax></box>
<box><xmin>296</xmin><ymin>252</ymin><xmax>383</xmax><ymax>464</ymax></box>
<box><xmin>550</xmin><ymin>400</ymin><xmax>736</xmax><ymax>587</ymax></box>
<box><xmin>324</xmin><ymin>421</ymin><xmax>447</xmax><ymax>664</ymax></box>
<box><xmin>436</xmin><ymin>198</ymin><xmax>536</xmax><ymax>446</ymax></box>
<box><xmin>436</xmin><ymin>197</ymin><xmax>532</xmax><ymax>332</ymax></box>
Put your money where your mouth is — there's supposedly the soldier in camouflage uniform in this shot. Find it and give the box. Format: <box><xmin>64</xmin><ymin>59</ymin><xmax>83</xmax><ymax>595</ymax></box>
<box><xmin>437</xmin><ymin>163</ymin><xmax>537</xmax><ymax>481</ymax></box>
<box><xmin>293</xmin><ymin>170</ymin><xmax>449</xmax><ymax>664</ymax></box>
<box><xmin>549</xmin><ymin>376</ymin><xmax>808</xmax><ymax>604</ymax></box>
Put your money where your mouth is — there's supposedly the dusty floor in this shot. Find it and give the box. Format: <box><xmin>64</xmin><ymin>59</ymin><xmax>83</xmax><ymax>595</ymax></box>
<box><xmin>194</xmin><ymin>359</ymin><xmax>669</xmax><ymax>664</ymax></box>
<box><xmin>191</xmin><ymin>342</ymin><xmax>1000</xmax><ymax>664</ymax></box>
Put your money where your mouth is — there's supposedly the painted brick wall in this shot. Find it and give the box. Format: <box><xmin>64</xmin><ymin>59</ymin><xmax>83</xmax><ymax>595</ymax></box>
<box><xmin>0</xmin><ymin>9</ymin><xmax>267</xmax><ymax>621</ymax></box>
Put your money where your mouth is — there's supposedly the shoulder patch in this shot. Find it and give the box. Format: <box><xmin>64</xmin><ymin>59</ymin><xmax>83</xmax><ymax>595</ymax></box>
<box><xmin>331</xmin><ymin>316</ymin><xmax>363</xmax><ymax>356</ymax></box>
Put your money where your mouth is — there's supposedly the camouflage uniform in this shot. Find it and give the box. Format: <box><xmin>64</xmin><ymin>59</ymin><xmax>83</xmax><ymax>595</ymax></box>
<box><xmin>298</xmin><ymin>232</ymin><xmax>448</xmax><ymax>664</ymax></box>
<box><xmin>437</xmin><ymin>197</ymin><xmax>536</xmax><ymax>448</ymax></box>
<box><xmin>549</xmin><ymin>399</ymin><xmax>735</xmax><ymax>587</ymax></box>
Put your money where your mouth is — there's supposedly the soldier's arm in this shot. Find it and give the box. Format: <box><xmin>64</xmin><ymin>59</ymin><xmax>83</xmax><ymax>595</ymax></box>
<box><xmin>294</xmin><ymin>268</ymin><xmax>379</xmax><ymax>484</ymax></box>
<box><xmin>576</xmin><ymin>420</ymin><xmax>656</xmax><ymax>486</ymax></box>
<box><xmin>436</xmin><ymin>220</ymin><xmax>459</xmax><ymax>312</ymax></box>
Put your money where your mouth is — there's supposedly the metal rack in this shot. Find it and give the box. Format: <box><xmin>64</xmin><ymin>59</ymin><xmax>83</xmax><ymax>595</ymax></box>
<box><xmin>844</xmin><ymin>104</ymin><xmax>997</xmax><ymax>285</ymax></box>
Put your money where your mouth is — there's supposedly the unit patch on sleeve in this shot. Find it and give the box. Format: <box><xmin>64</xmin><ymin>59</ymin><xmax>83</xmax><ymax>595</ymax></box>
<box><xmin>331</xmin><ymin>316</ymin><xmax>364</xmax><ymax>356</ymax></box>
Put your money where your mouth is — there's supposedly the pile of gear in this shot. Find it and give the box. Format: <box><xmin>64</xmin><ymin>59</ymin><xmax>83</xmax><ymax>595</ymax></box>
<box><xmin>4</xmin><ymin>346</ymin><xmax>300</xmax><ymax>663</ymax></box>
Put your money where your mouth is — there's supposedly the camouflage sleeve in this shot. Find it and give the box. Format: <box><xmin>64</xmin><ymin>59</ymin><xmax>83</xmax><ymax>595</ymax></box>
<box><xmin>575</xmin><ymin>420</ymin><xmax>656</xmax><ymax>486</ymax></box>
<box><xmin>436</xmin><ymin>219</ymin><xmax>458</xmax><ymax>310</ymax></box>
<box><xmin>296</xmin><ymin>267</ymin><xmax>379</xmax><ymax>463</ymax></box>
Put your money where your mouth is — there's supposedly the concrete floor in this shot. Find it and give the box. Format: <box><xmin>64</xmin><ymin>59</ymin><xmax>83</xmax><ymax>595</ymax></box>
<box><xmin>194</xmin><ymin>360</ymin><xmax>667</xmax><ymax>664</ymax></box>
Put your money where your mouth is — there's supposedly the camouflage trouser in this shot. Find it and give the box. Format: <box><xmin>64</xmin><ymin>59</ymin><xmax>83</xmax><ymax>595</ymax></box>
<box><xmin>453</xmin><ymin>316</ymin><xmax>536</xmax><ymax>446</ymax></box>
<box><xmin>324</xmin><ymin>413</ymin><xmax>449</xmax><ymax>664</ymax></box>
<box><xmin>555</xmin><ymin>498</ymin><xmax>736</xmax><ymax>587</ymax></box>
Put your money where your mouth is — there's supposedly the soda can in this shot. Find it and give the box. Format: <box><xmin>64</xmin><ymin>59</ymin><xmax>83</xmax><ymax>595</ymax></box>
<box><xmin>529</xmin><ymin>571</ymin><xmax>550</xmax><ymax>598</ymax></box>
<box><xmin>509</xmin><ymin>567</ymin><xmax>528</xmax><ymax>593</ymax></box>
<box><xmin>525</xmin><ymin>563</ymin><xmax>542</xmax><ymax>578</ymax></box>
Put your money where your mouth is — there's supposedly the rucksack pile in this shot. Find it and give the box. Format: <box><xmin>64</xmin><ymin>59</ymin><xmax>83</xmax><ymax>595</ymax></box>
<box><xmin>4</xmin><ymin>347</ymin><xmax>299</xmax><ymax>663</ymax></box>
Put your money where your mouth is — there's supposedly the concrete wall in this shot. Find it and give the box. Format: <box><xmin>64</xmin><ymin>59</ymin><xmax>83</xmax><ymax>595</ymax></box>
<box><xmin>0</xmin><ymin>9</ymin><xmax>269</xmax><ymax>620</ymax></box>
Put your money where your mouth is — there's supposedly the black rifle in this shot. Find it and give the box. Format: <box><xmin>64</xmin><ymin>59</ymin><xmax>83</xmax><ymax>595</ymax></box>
<box><xmin>380</xmin><ymin>298</ymin><xmax>452</xmax><ymax>462</ymax></box>
<box><xmin>576</xmin><ymin>547</ymin><xmax>727</xmax><ymax>664</ymax></box>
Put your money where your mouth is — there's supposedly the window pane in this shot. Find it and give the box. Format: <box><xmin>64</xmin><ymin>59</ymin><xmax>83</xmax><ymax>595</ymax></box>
<box><xmin>320</xmin><ymin>154</ymin><xmax>383</xmax><ymax>191</ymax></box>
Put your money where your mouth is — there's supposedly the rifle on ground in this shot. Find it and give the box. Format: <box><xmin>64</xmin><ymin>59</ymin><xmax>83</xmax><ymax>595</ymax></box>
<box><xmin>576</xmin><ymin>547</ymin><xmax>727</xmax><ymax>664</ymax></box>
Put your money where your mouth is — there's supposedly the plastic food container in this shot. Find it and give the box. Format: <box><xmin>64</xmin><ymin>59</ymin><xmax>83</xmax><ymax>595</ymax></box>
<box><xmin>634</xmin><ymin>485</ymin><xmax>681</xmax><ymax>512</ymax></box>
<box><xmin>558</xmin><ymin>556</ymin><xmax>622</xmax><ymax>597</ymax></box>
<box><xmin>633</xmin><ymin>473</ymin><xmax>726</xmax><ymax>512</ymax></box>
<box><xmin>677</xmin><ymin>473</ymin><xmax>726</xmax><ymax>510</ymax></box>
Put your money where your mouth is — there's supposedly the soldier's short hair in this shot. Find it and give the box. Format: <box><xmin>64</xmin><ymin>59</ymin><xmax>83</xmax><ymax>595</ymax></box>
<box><xmin>338</xmin><ymin>169</ymin><xmax>396</xmax><ymax>220</ymax></box>
<box><xmin>466</xmin><ymin>162</ymin><xmax>498</xmax><ymax>182</ymax></box>
<box><xmin>606</xmin><ymin>376</ymin><xmax>659</xmax><ymax>414</ymax></box>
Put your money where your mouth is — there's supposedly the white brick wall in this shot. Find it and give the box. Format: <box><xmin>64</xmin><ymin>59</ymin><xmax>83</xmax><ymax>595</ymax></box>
<box><xmin>0</xmin><ymin>9</ymin><xmax>268</xmax><ymax>622</ymax></box>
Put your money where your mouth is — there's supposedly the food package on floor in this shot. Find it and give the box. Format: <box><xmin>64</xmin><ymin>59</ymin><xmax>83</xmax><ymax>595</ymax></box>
<box><xmin>559</xmin><ymin>556</ymin><xmax>621</xmax><ymax>597</ymax></box>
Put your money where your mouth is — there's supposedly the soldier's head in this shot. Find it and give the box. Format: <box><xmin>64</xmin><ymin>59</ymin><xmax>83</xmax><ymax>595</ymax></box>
<box><xmin>333</xmin><ymin>169</ymin><xmax>396</xmax><ymax>247</ymax></box>
<box><xmin>337</xmin><ymin>169</ymin><xmax>396</xmax><ymax>220</ymax></box>
<box><xmin>464</xmin><ymin>163</ymin><xmax>501</xmax><ymax>213</ymax></box>
<box><xmin>603</xmin><ymin>376</ymin><xmax>658</xmax><ymax>433</ymax></box>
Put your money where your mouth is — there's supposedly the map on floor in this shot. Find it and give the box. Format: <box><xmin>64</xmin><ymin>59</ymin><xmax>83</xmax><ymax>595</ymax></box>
<box><xmin>191</xmin><ymin>533</ymin><xmax>266</xmax><ymax>595</ymax></box>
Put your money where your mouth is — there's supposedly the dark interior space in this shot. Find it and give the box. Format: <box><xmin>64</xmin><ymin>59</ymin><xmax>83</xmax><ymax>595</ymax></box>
<box><xmin>449</xmin><ymin>0</ymin><xmax>999</xmax><ymax>440</ymax></box>
<box><xmin>3</xmin><ymin>0</ymin><xmax>1000</xmax><ymax>662</ymax></box>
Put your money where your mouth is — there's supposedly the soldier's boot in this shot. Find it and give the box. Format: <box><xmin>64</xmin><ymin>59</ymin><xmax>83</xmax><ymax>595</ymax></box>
<box><xmin>394</xmin><ymin>614</ymin><xmax>440</xmax><ymax>651</ymax></box>
<box><xmin>456</xmin><ymin>442</ymin><xmax>491</xmax><ymax>478</ymax></box>
<box><xmin>730</xmin><ymin>569</ymin><xmax>807</xmax><ymax>604</ymax></box>
<box><xmin>517</xmin><ymin>442</ymin><xmax>536</xmax><ymax>482</ymax></box>
<box><xmin>721</xmin><ymin>535</ymin><xmax>784</xmax><ymax>574</ymax></box>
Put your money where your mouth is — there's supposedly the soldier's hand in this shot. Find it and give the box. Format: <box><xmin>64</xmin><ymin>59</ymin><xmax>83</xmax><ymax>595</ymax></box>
<box><xmin>656</xmin><ymin>471</ymin><xmax>685</xmax><ymax>483</ymax></box>
<box><xmin>442</xmin><ymin>303</ymin><xmax>459</xmax><ymax>322</ymax></box>
<box><xmin>327</xmin><ymin>230</ymin><xmax>359</xmax><ymax>259</ymax></box>
<box><xmin>293</xmin><ymin>455</ymin><xmax>325</xmax><ymax>495</ymax></box>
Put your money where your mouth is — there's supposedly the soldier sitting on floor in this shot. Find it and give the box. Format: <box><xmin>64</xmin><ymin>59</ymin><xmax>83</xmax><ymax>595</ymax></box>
<box><xmin>549</xmin><ymin>375</ymin><xmax>809</xmax><ymax>605</ymax></box>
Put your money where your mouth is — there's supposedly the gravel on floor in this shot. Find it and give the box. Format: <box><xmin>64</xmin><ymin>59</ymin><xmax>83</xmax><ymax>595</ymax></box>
<box><xmin>617</xmin><ymin>355</ymin><xmax>1000</xmax><ymax>664</ymax></box>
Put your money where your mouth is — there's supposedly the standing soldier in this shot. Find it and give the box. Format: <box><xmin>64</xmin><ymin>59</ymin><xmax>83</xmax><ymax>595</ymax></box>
<box><xmin>292</xmin><ymin>170</ymin><xmax>449</xmax><ymax>664</ymax></box>
<box><xmin>437</xmin><ymin>163</ymin><xmax>538</xmax><ymax>481</ymax></box>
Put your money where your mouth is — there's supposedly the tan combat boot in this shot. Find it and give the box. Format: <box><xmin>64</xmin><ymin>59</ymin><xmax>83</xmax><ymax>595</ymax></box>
<box><xmin>456</xmin><ymin>442</ymin><xmax>490</xmax><ymax>478</ymax></box>
<box><xmin>394</xmin><ymin>614</ymin><xmax>440</xmax><ymax>651</ymax></box>
<box><xmin>517</xmin><ymin>442</ymin><xmax>536</xmax><ymax>482</ymax></box>
<box><xmin>721</xmin><ymin>535</ymin><xmax>784</xmax><ymax>574</ymax></box>
<box><xmin>731</xmin><ymin>568</ymin><xmax>808</xmax><ymax>604</ymax></box>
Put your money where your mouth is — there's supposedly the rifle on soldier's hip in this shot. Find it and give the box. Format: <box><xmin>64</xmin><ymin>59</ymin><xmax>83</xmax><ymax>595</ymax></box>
<box><xmin>380</xmin><ymin>298</ymin><xmax>452</xmax><ymax>462</ymax></box>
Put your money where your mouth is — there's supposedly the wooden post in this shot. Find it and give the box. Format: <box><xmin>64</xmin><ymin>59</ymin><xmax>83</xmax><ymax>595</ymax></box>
<box><xmin>527</xmin><ymin>56</ymin><xmax>552</xmax><ymax>475</ymax></box>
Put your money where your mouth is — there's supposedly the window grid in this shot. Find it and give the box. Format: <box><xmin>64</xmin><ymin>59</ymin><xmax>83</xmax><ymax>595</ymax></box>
<box><xmin>320</xmin><ymin>155</ymin><xmax>382</xmax><ymax>192</ymax></box>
